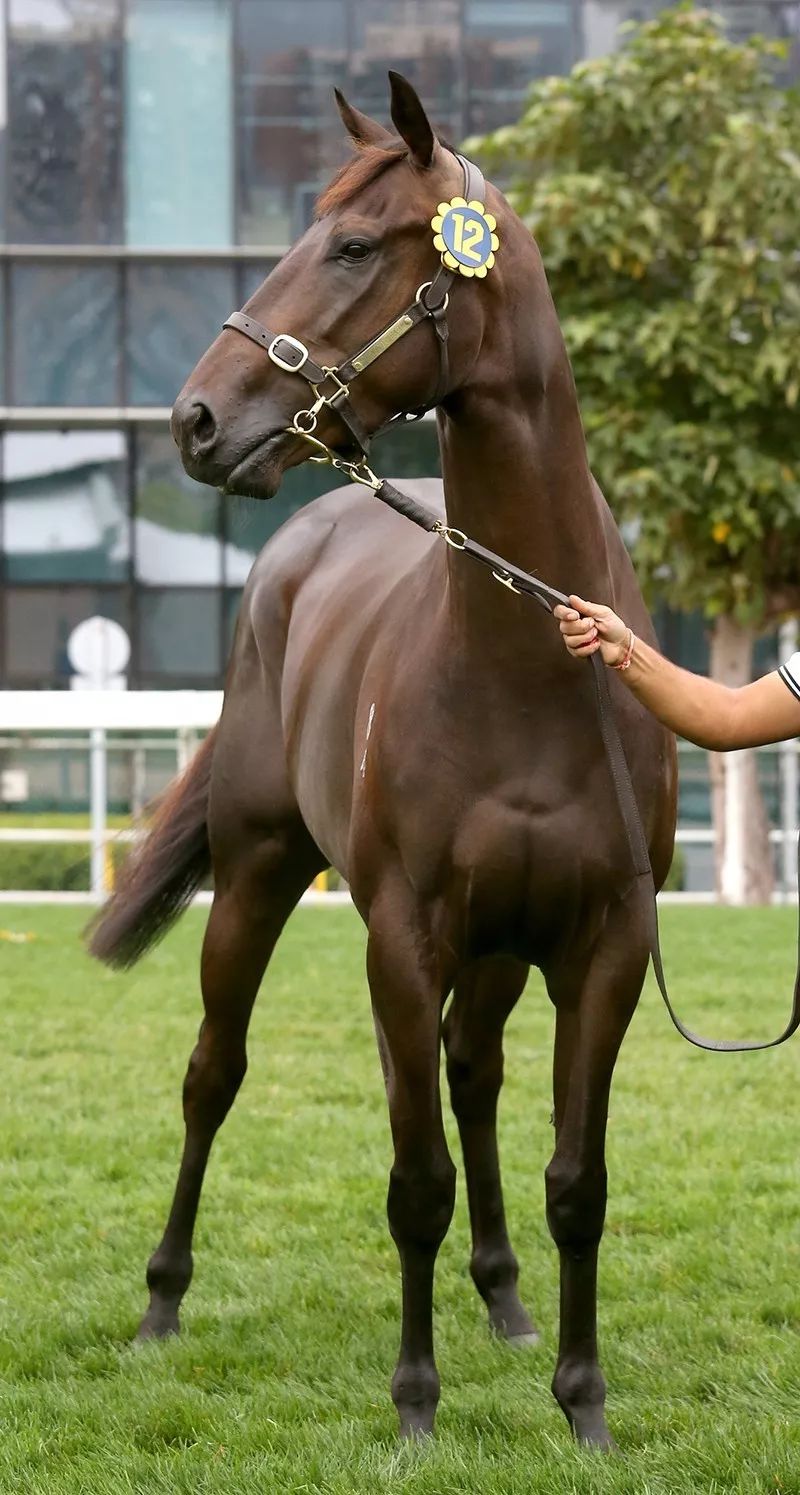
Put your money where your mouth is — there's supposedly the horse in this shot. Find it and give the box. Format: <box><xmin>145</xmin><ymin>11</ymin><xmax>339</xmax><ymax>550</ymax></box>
<box><xmin>89</xmin><ymin>72</ymin><xmax>677</xmax><ymax>1449</ymax></box>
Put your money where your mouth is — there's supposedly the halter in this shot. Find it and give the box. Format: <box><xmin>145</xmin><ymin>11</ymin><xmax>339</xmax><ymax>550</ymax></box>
<box><xmin>222</xmin><ymin>153</ymin><xmax>487</xmax><ymax>484</ymax></box>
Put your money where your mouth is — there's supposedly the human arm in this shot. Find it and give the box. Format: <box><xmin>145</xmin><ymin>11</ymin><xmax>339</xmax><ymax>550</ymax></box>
<box><xmin>553</xmin><ymin>595</ymin><xmax>800</xmax><ymax>751</ymax></box>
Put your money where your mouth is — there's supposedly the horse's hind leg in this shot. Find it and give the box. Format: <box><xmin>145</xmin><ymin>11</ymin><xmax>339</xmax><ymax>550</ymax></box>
<box><xmin>543</xmin><ymin>901</ymin><xmax>648</xmax><ymax>1450</ymax></box>
<box><xmin>137</xmin><ymin>824</ymin><xmax>323</xmax><ymax>1340</ymax></box>
<box><xmin>443</xmin><ymin>956</ymin><xmax>537</xmax><ymax>1343</ymax></box>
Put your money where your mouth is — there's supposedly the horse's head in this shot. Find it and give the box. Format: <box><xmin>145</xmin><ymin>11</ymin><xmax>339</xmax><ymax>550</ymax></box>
<box><xmin>171</xmin><ymin>73</ymin><xmax>500</xmax><ymax>499</ymax></box>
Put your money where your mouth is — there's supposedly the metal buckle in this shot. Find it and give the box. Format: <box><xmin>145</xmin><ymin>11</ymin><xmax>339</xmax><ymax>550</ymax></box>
<box><xmin>317</xmin><ymin>367</ymin><xmax>350</xmax><ymax>403</ymax></box>
<box><xmin>416</xmin><ymin>281</ymin><xmax>450</xmax><ymax>314</ymax></box>
<box><xmin>268</xmin><ymin>334</ymin><xmax>309</xmax><ymax>373</ymax></box>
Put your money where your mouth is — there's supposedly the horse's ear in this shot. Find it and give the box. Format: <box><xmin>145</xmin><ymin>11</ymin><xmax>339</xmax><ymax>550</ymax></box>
<box><xmin>388</xmin><ymin>71</ymin><xmax>436</xmax><ymax>168</ymax></box>
<box><xmin>334</xmin><ymin>88</ymin><xmax>394</xmax><ymax>149</ymax></box>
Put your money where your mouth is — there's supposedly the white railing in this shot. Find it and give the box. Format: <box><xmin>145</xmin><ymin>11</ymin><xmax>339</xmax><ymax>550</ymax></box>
<box><xmin>1</xmin><ymin>691</ymin><xmax>798</xmax><ymax>905</ymax></box>
<box><xmin>0</xmin><ymin>690</ymin><xmax>352</xmax><ymax>907</ymax></box>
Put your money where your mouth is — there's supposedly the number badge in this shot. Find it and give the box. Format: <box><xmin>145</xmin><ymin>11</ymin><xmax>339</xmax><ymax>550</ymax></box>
<box><xmin>431</xmin><ymin>198</ymin><xmax>499</xmax><ymax>278</ymax></box>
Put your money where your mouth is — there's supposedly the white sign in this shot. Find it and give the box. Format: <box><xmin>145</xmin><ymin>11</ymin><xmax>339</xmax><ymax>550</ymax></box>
<box><xmin>67</xmin><ymin>616</ymin><xmax>130</xmax><ymax>690</ymax></box>
<box><xmin>0</xmin><ymin>769</ymin><xmax>29</xmax><ymax>803</ymax></box>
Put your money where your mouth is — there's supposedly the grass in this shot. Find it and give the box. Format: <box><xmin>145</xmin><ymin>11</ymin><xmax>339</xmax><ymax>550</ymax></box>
<box><xmin>2</xmin><ymin>904</ymin><xmax>800</xmax><ymax>1494</ymax></box>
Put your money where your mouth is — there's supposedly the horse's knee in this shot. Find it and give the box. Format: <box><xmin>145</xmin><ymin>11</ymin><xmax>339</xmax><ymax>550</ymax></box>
<box><xmin>444</xmin><ymin>1042</ymin><xmax>503</xmax><ymax>1124</ymax></box>
<box><xmin>388</xmin><ymin>1156</ymin><xmax>456</xmax><ymax>1252</ymax></box>
<box><xmin>545</xmin><ymin>1153</ymin><xmax>607</xmax><ymax>1254</ymax></box>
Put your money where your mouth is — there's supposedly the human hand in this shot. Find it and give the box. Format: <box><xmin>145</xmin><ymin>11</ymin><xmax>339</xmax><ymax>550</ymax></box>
<box><xmin>553</xmin><ymin>595</ymin><xmax>631</xmax><ymax>668</ymax></box>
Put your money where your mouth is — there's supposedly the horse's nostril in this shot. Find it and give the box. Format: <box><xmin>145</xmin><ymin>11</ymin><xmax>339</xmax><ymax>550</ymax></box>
<box><xmin>190</xmin><ymin>401</ymin><xmax>217</xmax><ymax>452</ymax></box>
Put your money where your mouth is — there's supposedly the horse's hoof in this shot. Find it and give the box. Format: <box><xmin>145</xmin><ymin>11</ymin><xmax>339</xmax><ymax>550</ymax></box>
<box><xmin>506</xmin><ymin>1329</ymin><xmax>540</xmax><ymax>1349</ymax></box>
<box><xmin>135</xmin><ymin>1306</ymin><xmax>180</xmax><ymax>1342</ymax></box>
<box><xmin>397</xmin><ymin>1416</ymin><xmax>434</xmax><ymax>1443</ymax></box>
<box><xmin>488</xmin><ymin>1295</ymin><xmax>539</xmax><ymax>1344</ymax></box>
<box><xmin>573</xmin><ymin>1416</ymin><xmax>617</xmax><ymax>1453</ymax></box>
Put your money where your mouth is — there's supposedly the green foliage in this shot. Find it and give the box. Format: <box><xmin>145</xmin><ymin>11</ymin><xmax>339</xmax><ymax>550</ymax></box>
<box><xmin>469</xmin><ymin>6</ymin><xmax>800</xmax><ymax>626</ymax></box>
<box><xmin>0</xmin><ymin>840</ymin><xmax>129</xmax><ymax>892</ymax></box>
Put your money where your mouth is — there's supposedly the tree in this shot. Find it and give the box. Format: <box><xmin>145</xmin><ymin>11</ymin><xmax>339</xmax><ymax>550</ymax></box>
<box><xmin>468</xmin><ymin>4</ymin><xmax>800</xmax><ymax>903</ymax></box>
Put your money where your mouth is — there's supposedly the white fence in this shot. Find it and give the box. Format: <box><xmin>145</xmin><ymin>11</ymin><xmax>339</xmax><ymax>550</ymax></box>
<box><xmin>0</xmin><ymin>691</ymin><xmax>798</xmax><ymax>905</ymax></box>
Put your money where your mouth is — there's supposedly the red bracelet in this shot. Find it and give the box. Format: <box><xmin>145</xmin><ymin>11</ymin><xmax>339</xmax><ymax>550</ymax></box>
<box><xmin>612</xmin><ymin>628</ymin><xmax>635</xmax><ymax>671</ymax></box>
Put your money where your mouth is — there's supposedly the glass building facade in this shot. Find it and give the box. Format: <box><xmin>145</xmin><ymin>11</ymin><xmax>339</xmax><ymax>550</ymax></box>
<box><xmin>0</xmin><ymin>0</ymin><xmax>797</xmax><ymax>688</ymax></box>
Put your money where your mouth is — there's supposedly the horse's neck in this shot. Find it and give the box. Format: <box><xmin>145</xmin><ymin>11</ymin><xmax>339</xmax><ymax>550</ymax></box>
<box><xmin>437</xmin><ymin>250</ymin><xmax>611</xmax><ymax>643</ymax></box>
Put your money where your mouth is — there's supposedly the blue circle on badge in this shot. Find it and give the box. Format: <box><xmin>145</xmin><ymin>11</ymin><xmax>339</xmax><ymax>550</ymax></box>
<box><xmin>440</xmin><ymin>205</ymin><xmax>493</xmax><ymax>269</ymax></box>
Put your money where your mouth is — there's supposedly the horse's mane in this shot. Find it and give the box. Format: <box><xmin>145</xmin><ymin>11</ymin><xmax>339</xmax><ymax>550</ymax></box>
<box><xmin>315</xmin><ymin>143</ymin><xmax>407</xmax><ymax>217</ymax></box>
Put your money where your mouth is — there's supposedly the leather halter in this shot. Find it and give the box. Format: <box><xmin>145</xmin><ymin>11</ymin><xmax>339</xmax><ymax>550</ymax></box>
<box><xmin>223</xmin><ymin>153</ymin><xmax>486</xmax><ymax>465</ymax></box>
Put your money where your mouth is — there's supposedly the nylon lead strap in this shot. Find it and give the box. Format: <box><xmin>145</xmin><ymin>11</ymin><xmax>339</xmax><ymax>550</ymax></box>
<box><xmin>372</xmin><ymin>477</ymin><xmax>800</xmax><ymax>1055</ymax></box>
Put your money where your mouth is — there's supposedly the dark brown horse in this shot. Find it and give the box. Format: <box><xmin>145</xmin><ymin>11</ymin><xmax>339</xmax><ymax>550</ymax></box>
<box><xmin>90</xmin><ymin>73</ymin><xmax>676</xmax><ymax>1449</ymax></box>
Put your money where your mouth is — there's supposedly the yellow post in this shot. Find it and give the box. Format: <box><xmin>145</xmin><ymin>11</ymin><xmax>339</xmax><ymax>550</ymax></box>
<box><xmin>312</xmin><ymin>869</ymin><xmax>329</xmax><ymax>893</ymax></box>
<box><xmin>103</xmin><ymin>841</ymin><xmax>115</xmax><ymax>893</ymax></box>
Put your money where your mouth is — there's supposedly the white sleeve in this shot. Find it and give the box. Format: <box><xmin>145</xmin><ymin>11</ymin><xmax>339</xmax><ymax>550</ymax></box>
<box><xmin>778</xmin><ymin>652</ymin><xmax>800</xmax><ymax>703</ymax></box>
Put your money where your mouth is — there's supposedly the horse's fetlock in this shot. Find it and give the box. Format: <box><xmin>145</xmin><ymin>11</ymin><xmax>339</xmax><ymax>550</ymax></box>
<box><xmin>553</xmin><ymin>1358</ymin><xmax>606</xmax><ymax>1419</ymax></box>
<box><xmin>392</xmin><ymin>1360</ymin><xmax>440</xmax><ymax>1413</ymax></box>
<box><xmin>470</xmin><ymin>1243</ymin><xmax>519</xmax><ymax>1297</ymax></box>
<box><xmin>146</xmin><ymin>1247</ymin><xmax>193</xmax><ymax>1300</ymax></box>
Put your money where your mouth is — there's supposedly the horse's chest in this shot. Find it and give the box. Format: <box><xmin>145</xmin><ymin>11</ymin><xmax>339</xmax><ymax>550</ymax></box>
<box><xmin>371</xmin><ymin>745</ymin><xmax>622</xmax><ymax>962</ymax></box>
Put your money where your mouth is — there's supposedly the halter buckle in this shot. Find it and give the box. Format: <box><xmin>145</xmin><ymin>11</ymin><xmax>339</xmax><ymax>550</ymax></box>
<box><xmin>416</xmin><ymin>281</ymin><xmax>450</xmax><ymax>314</ymax></box>
<box><xmin>268</xmin><ymin>334</ymin><xmax>310</xmax><ymax>373</ymax></box>
<box><xmin>317</xmin><ymin>367</ymin><xmax>350</xmax><ymax>403</ymax></box>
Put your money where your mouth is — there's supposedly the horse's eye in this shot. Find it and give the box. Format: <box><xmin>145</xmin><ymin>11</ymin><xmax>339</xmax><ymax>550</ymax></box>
<box><xmin>339</xmin><ymin>239</ymin><xmax>373</xmax><ymax>263</ymax></box>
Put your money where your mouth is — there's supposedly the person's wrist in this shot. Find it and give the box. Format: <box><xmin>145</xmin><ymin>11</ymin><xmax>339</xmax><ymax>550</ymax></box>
<box><xmin>610</xmin><ymin>628</ymin><xmax>635</xmax><ymax>671</ymax></box>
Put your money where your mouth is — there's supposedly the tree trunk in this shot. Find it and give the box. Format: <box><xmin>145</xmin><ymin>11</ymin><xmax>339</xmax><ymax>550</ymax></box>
<box><xmin>709</xmin><ymin>616</ymin><xmax>774</xmax><ymax>905</ymax></box>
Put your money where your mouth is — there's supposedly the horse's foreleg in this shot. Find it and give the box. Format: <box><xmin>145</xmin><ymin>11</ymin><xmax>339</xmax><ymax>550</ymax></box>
<box><xmin>367</xmin><ymin>895</ymin><xmax>456</xmax><ymax>1439</ymax></box>
<box><xmin>443</xmin><ymin>956</ymin><xmax>537</xmax><ymax>1343</ymax></box>
<box><xmin>137</xmin><ymin>829</ymin><xmax>322</xmax><ymax>1340</ymax></box>
<box><xmin>544</xmin><ymin>903</ymin><xmax>648</xmax><ymax>1450</ymax></box>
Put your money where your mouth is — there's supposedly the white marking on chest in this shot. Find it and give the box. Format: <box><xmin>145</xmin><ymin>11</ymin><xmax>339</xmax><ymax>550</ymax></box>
<box><xmin>360</xmin><ymin>702</ymin><xmax>376</xmax><ymax>778</ymax></box>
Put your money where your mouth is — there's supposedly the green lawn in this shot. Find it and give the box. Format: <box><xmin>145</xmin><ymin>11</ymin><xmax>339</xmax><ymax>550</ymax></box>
<box><xmin>2</xmin><ymin>905</ymin><xmax>800</xmax><ymax>1494</ymax></box>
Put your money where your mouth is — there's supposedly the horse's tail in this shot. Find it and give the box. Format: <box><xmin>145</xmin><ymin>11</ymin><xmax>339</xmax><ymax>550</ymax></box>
<box><xmin>86</xmin><ymin>726</ymin><xmax>217</xmax><ymax>969</ymax></box>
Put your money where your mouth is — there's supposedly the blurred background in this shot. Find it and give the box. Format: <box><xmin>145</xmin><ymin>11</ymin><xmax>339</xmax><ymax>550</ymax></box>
<box><xmin>1</xmin><ymin>0</ymin><xmax>799</xmax><ymax>898</ymax></box>
<box><xmin>2</xmin><ymin>0</ymin><xmax>798</xmax><ymax>695</ymax></box>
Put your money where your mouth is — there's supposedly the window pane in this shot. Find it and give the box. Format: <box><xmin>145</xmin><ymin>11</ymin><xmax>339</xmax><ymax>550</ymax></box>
<box><xmin>3</xmin><ymin>586</ymin><xmax>131</xmax><ymax>686</ymax></box>
<box><xmin>465</xmin><ymin>1</ymin><xmax>577</xmax><ymax>134</ymax></box>
<box><xmin>126</xmin><ymin>263</ymin><xmax>235</xmax><ymax>406</ymax></box>
<box><xmin>137</xmin><ymin>588</ymin><xmax>221</xmax><ymax>679</ymax></box>
<box><xmin>0</xmin><ymin>7</ymin><xmax>7</xmax><ymax>242</ymax></box>
<box><xmin>238</xmin><ymin>259</ymin><xmax>280</xmax><ymax>305</ymax></box>
<box><xmin>135</xmin><ymin>425</ymin><xmax>222</xmax><ymax>584</ymax></box>
<box><xmin>11</xmin><ymin>264</ymin><xmax>121</xmax><ymax>406</ymax></box>
<box><xmin>223</xmin><ymin>422</ymin><xmax>440</xmax><ymax>582</ymax></box>
<box><xmin>237</xmin><ymin>1</ymin><xmax>348</xmax><ymax>246</ymax></box>
<box><xmin>125</xmin><ymin>0</ymin><xmax>233</xmax><ymax>247</ymax></box>
<box><xmin>351</xmin><ymin>2</ymin><xmax>462</xmax><ymax>137</ymax></box>
<box><xmin>8</xmin><ymin>0</ymin><xmax>122</xmax><ymax>245</ymax></box>
<box><xmin>4</xmin><ymin>430</ymin><xmax>129</xmax><ymax>582</ymax></box>
<box><xmin>224</xmin><ymin>465</ymin><xmax>347</xmax><ymax>583</ymax></box>
<box><xmin>225</xmin><ymin>587</ymin><xmax>243</xmax><ymax>652</ymax></box>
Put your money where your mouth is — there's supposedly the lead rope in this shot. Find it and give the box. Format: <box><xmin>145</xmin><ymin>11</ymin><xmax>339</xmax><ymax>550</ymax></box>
<box><xmin>365</xmin><ymin>477</ymin><xmax>800</xmax><ymax>1054</ymax></box>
